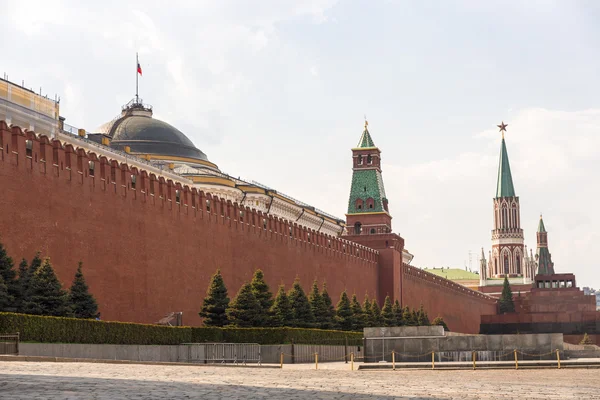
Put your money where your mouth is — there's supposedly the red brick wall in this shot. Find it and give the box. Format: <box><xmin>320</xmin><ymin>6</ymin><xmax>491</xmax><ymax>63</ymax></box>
<box><xmin>401</xmin><ymin>264</ymin><xmax>497</xmax><ymax>333</ymax></box>
<box><xmin>478</xmin><ymin>283</ymin><xmax>534</xmax><ymax>298</ymax></box>
<box><xmin>481</xmin><ymin>311</ymin><xmax>600</xmax><ymax>325</ymax></box>
<box><xmin>0</xmin><ymin>123</ymin><xmax>379</xmax><ymax>326</ymax></box>
<box><xmin>341</xmin><ymin>234</ymin><xmax>497</xmax><ymax>334</ymax></box>
<box><xmin>1</xmin><ymin>122</ymin><xmax>499</xmax><ymax>333</ymax></box>
<box><xmin>481</xmin><ymin>289</ymin><xmax>600</xmax><ymax>339</ymax></box>
<box><xmin>342</xmin><ymin>233</ymin><xmax>403</xmax><ymax>304</ymax></box>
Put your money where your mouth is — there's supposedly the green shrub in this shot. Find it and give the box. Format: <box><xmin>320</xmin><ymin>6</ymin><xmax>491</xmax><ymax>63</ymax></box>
<box><xmin>0</xmin><ymin>312</ymin><xmax>363</xmax><ymax>346</ymax></box>
<box><xmin>223</xmin><ymin>327</ymin><xmax>288</xmax><ymax>344</ymax></box>
<box><xmin>283</xmin><ymin>327</ymin><xmax>362</xmax><ymax>345</ymax></box>
<box><xmin>0</xmin><ymin>312</ymin><xmax>192</xmax><ymax>345</ymax></box>
<box><xmin>190</xmin><ymin>326</ymin><xmax>224</xmax><ymax>343</ymax></box>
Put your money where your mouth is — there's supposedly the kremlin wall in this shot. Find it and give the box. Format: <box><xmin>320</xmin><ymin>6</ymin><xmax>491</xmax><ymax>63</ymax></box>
<box><xmin>3</xmin><ymin>76</ymin><xmax>599</xmax><ymax>342</ymax></box>
<box><xmin>0</xmin><ymin>119</ymin><xmax>497</xmax><ymax>332</ymax></box>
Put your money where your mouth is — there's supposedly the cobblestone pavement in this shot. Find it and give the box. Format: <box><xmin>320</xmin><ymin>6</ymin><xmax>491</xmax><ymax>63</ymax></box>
<box><xmin>1</xmin><ymin>361</ymin><xmax>599</xmax><ymax>399</ymax></box>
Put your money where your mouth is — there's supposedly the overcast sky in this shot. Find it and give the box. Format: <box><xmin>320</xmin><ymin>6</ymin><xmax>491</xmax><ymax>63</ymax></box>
<box><xmin>2</xmin><ymin>0</ymin><xmax>599</xmax><ymax>288</ymax></box>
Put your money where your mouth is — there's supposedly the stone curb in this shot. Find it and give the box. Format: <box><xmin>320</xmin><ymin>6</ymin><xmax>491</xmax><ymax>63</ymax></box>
<box><xmin>360</xmin><ymin>365</ymin><xmax>600</xmax><ymax>370</ymax></box>
<box><xmin>359</xmin><ymin>359</ymin><xmax>600</xmax><ymax>370</ymax></box>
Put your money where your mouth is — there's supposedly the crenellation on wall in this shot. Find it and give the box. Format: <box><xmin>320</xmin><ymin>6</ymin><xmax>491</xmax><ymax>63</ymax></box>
<box><xmin>0</xmin><ymin>121</ymin><xmax>408</xmax><ymax>325</ymax></box>
<box><xmin>400</xmin><ymin>262</ymin><xmax>497</xmax><ymax>333</ymax></box>
<box><xmin>403</xmin><ymin>264</ymin><xmax>495</xmax><ymax>303</ymax></box>
<box><xmin>0</xmin><ymin>123</ymin><xmax>378</xmax><ymax>266</ymax></box>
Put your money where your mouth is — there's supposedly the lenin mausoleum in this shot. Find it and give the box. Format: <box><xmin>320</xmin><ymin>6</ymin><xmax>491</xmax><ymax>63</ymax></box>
<box><xmin>0</xmin><ymin>77</ymin><xmax>597</xmax><ymax>341</ymax></box>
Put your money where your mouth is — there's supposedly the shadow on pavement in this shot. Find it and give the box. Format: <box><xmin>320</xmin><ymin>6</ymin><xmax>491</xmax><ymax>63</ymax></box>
<box><xmin>0</xmin><ymin>373</ymin><xmax>447</xmax><ymax>399</ymax></box>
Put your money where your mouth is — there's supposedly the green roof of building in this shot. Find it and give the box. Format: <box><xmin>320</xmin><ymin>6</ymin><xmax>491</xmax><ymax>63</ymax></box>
<box><xmin>425</xmin><ymin>268</ymin><xmax>479</xmax><ymax>280</ymax></box>
<box><xmin>347</xmin><ymin>169</ymin><xmax>387</xmax><ymax>214</ymax></box>
<box><xmin>496</xmin><ymin>137</ymin><xmax>516</xmax><ymax>198</ymax></box>
<box><xmin>357</xmin><ymin>128</ymin><xmax>375</xmax><ymax>148</ymax></box>
<box><xmin>537</xmin><ymin>247</ymin><xmax>555</xmax><ymax>275</ymax></box>
<box><xmin>536</xmin><ymin>215</ymin><xmax>554</xmax><ymax>274</ymax></box>
<box><xmin>538</xmin><ymin>215</ymin><xmax>546</xmax><ymax>233</ymax></box>
<box><xmin>348</xmin><ymin>125</ymin><xmax>387</xmax><ymax>214</ymax></box>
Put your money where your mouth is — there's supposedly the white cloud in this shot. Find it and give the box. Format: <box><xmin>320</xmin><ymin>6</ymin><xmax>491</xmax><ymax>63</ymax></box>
<box><xmin>7</xmin><ymin>0</ymin><xmax>67</xmax><ymax>35</ymax></box>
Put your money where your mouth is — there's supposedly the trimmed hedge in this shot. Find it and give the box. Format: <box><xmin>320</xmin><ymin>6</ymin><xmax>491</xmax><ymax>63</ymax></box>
<box><xmin>0</xmin><ymin>312</ymin><xmax>192</xmax><ymax>345</ymax></box>
<box><xmin>0</xmin><ymin>313</ymin><xmax>363</xmax><ymax>345</ymax></box>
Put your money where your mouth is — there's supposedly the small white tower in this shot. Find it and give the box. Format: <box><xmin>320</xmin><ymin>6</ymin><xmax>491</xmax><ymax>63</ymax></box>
<box><xmin>479</xmin><ymin>248</ymin><xmax>488</xmax><ymax>286</ymax></box>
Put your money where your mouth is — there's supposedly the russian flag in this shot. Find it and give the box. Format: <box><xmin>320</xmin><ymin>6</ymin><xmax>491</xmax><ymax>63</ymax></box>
<box><xmin>137</xmin><ymin>62</ymin><xmax>142</xmax><ymax>76</ymax></box>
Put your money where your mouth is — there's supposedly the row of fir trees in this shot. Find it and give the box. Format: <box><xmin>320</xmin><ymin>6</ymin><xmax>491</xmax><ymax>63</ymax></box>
<box><xmin>0</xmin><ymin>242</ymin><xmax>100</xmax><ymax>319</ymax></box>
<box><xmin>199</xmin><ymin>269</ymin><xmax>448</xmax><ymax>331</ymax></box>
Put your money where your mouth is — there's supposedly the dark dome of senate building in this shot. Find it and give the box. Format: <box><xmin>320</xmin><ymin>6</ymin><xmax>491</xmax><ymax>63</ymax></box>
<box><xmin>111</xmin><ymin>115</ymin><xmax>206</xmax><ymax>160</ymax></box>
<box><xmin>96</xmin><ymin>99</ymin><xmax>219</xmax><ymax>170</ymax></box>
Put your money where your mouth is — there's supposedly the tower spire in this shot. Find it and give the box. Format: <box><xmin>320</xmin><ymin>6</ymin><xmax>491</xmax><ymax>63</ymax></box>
<box><xmin>488</xmin><ymin>121</ymin><xmax>524</xmax><ymax>279</ymax></box>
<box><xmin>346</xmin><ymin>121</ymin><xmax>390</xmax><ymax>235</ymax></box>
<box><xmin>538</xmin><ymin>214</ymin><xmax>546</xmax><ymax>233</ymax></box>
<box><xmin>357</xmin><ymin>118</ymin><xmax>376</xmax><ymax>148</ymax></box>
<box><xmin>479</xmin><ymin>247</ymin><xmax>488</xmax><ymax>285</ymax></box>
<box><xmin>496</xmin><ymin>122</ymin><xmax>516</xmax><ymax>198</ymax></box>
<box><xmin>536</xmin><ymin>214</ymin><xmax>554</xmax><ymax>274</ymax></box>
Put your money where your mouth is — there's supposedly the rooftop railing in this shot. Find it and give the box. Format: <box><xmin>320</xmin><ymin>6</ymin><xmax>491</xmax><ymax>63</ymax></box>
<box><xmin>122</xmin><ymin>98</ymin><xmax>153</xmax><ymax>113</ymax></box>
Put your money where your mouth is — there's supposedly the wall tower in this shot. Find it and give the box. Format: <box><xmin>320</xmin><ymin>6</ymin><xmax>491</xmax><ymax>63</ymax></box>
<box><xmin>536</xmin><ymin>215</ymin><xmax>555</xmax><ymax>275</ymax></box>
<box><xmin>488</xmin><ymin>122</ymin><xmax>525</xmax><ymax>278</ymax></box>
<box><xmin>479</xmin><ymin>248</ymin><xmax>488</xmax><ymax>286</ymax></box>
<box><xmin>346</xmin><ymin>120</ymin><xmax>392</xmax><ymax>235</ymax></box>
<box><xmin>343</xmin><ymin>120</ymin><xmax>404</xmax><ymax>304</ymax></box>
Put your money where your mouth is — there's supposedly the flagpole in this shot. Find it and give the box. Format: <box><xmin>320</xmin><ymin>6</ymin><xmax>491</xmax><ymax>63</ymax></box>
<box><xmin>136</xmin><ymin>52</ymin><xmax>139</xmax><ymax>103</ymax></box>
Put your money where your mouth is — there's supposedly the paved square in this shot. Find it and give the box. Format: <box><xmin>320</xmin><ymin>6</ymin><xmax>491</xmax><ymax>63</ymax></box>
<box><xmin>0</xmin><ymin>361</ymin><xmax>599</xmax><ymax>399</ymax></box>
